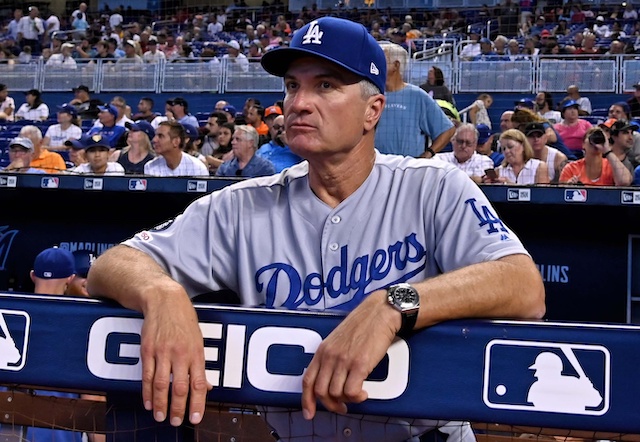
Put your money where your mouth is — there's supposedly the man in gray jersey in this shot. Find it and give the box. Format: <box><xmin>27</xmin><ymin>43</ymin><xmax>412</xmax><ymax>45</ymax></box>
<box><xmin>87</xmin><ymin>17</ymin><xmax>545</xmax><ymax>441</ymax></box>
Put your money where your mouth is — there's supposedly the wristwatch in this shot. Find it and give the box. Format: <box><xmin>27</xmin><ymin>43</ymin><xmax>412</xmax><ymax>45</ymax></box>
<box><xmin>386</xmin><ymin>283</ymin><xmax>420</xmax><ymax>336</ymax></box>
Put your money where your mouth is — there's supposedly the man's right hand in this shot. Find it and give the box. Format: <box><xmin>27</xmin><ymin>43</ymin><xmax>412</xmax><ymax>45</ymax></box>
<box><xmin>140</xmin><ymin>290</ymin><xmax>212</xmax><ymax>426</ymax></box>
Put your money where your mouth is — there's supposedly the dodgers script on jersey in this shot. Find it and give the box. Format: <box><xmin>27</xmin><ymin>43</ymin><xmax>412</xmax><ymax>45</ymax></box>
<box><xmin>123</xmin><ymin>152</ymin><xmax>528</xmax><ymax>441</ymax></box>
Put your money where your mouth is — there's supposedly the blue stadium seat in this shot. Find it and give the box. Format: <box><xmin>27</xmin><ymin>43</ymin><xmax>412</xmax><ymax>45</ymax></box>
<box><xmin>0</xmin><ymin>147</ymin><xmax>9</xmax><ymax>168</ymax></box>
<box><xmin>591</xmin><ymin>108</ymin><xmax>609</xmax><ymax>117</ymax></box>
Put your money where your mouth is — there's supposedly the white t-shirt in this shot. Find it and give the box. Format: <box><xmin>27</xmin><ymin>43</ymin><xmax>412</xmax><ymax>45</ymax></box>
<box><xmin>0</xmin><ymin>96</ymin><xmax>16</xmax><ymax>122</ymax></box>
<box><xmin>15</xmin><ymin>102</ymin><xmax>49</xmax><ymax>121</ymax></box>
<box><xmin>44</xmin><ymin>124</ymin><xmax>83</xmax><ymax>148</ymax></box>
<box><xmin>144</xmin><ymin>152</ymin><xmax>210</xmax><ymax>176</ymax></box>
<box><xmin>70</xmin><ymin>162</ymin><xmax>125</xmax><ymax>175</ymax></box>
<box><xmin>436</xmin><ymin>152</ymin><xmax>494</xmax><ymax>178</ymax></box>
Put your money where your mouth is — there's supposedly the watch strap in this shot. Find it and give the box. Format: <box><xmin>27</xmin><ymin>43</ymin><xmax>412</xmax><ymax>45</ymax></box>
<box><xmin>399</xmin><ymin>309</ymin><xmax>418</xmax><ymax>336</ymax></box>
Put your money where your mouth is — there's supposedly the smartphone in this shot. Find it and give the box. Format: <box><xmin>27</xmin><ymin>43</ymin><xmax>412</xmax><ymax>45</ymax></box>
<box><xmin>485</xmin><ymin>168</ymin><xmax>498</xmax><ymax>180</ymax></box>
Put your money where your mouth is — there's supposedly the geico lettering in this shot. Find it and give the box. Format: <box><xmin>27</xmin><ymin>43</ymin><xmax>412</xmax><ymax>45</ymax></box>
<box><xmin>256</xmin><ymin>233</ymin><xmax>427</xmax><ymax>309</ymax></box>
<box><xmin>86</xmin><ymin>320</ymin><xmax>410</xmax><ymax>399</ymax></box>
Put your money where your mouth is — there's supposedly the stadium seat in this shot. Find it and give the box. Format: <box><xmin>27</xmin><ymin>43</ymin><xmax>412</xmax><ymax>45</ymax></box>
<box><xmin>591</xmin><ymin>108</ymin><xmax>609</xmax><ymax>117</ymax></box>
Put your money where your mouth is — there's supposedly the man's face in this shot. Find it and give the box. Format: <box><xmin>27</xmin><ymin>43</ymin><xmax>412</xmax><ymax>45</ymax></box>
<box><xmin>125</xmin><ymin>44</ymin><xmax>136</xmax><ymax>56</ymax></box>
<box><xmin>526</xmin><ymin>131</ymin><xmax>547</xmax><ymax>151</ymax></box>
<box><xmin>452</xmin><ymin>129</ymin><xmax>477</xmax><ymax>163</ymax></box>
<box><xmin>609</xmin><ymin>105</ymin><xmax>626</xmax><ymax>119</ymax></box>
<box><xmin>205</xmin><ymin>117</ymin><xmax>220</xmax><ymax>136</ymax></box>
<box><xmin>535</xmin><ymin>93</ymin><xmax>545</xmax><ymax>108</ymax></box>
<box><xmin>98</xmin><ymin>109</ymin><xmax>115</xmax><ymax>125</ymax></box>
<box><xmin>500</xmin><ymin>112</ymin><xmax>514</xmax><ymax>132</ymax></box>
<box><xmin>8</xmin><ymin>146</ymin><xmax>31</xmax><ymax>168</ymax></box>
<box><xmin>0</xmin><ymin>89</ymin><xmax>8</xmax><ymax>101</ymax></box>
<box><xmin>613</xmin><ymin>129</ymin><xmax>634</xmax><ymax>149</ymax></box>
<box><xmin>86</xmin><ymin>147</ymin><xmax>110</xmax><ymax>171</ymax></box>
<box><xmin>270</xmin><ymin>115</ymin><xmax>285</xmax><ymax>141</ymax></box>
<box><xmin>215</xmin><ymin>101</ymin><xmax>228</xmax><ymax>111</ymax></box>
<box><xmin>138</xmin><ymin>100</ymin><xmax>151</xmax><ymax>113</ymax></box>
<box><xmin>152</xmin><ymin>125</ymin><xmax>177</xmax><ymax>156</ymax></box>
<box><xmin>282</xmin><ymin>56</ymin><xmax>381</xmax><ymax>159</ymax></box>
<box><xmin>246</xmin><ymin>106</ymin><xmax>259</xmax><ymax>124</ymax></box>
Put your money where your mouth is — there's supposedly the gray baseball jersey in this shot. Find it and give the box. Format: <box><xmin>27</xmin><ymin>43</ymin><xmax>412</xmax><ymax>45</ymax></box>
<box><xmin>124</xmin><ymin>152</ymin><xmax>529</xmax><ymax>441</ymax></box>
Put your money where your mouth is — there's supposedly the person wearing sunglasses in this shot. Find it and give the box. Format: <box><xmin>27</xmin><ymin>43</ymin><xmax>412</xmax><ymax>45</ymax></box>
<box><xmin>255</xmin><ymin>114</ymin><xmax>303</xmax><ymax>173</ymax></box>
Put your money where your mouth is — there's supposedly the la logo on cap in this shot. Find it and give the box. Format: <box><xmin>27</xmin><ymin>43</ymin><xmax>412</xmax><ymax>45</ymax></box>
<box><xmin>302</xmin><ymin>20</ymin><xmax>323</xmax><ymax>45</ymax></box>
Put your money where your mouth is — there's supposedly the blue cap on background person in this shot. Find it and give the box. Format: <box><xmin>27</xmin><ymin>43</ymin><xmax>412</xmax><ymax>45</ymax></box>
<box><xmin>72</xmin><ymin>250</ymin><xmax>94</xmax><ymax>278</ymax></box>
<box><xmin>64</xmin><ymin>134</ymin><xmax>110</xmax><ymax>150</ymax></box>
<box><xmin>222</xmin><ymin>104</ymin><xmax>237</xmax><ymax>116</ymax></box>
<box><xmin>479</xmin><ymin>37</ymin><xmax>492</xmax><ymax>45</ymax></box>
<box><xmin>612</xmin><ymin>101</ymin><xmax>631</xmax><ymax>117</ymax></box>
<box><xmin>514</xmin><ymin>98</ymin><xmax>535</xmax><ymax>109</ymax></box>
<box><xmin>476</xmin><ymin>124</ymin><xmax>493</xmax><ymax>144</ymax></box>
<box><xmin>182</xmin><ymin>123</ymin><xmax>200</xmax><ymax>139</ymax></box>
<box><xmin>57</xmin><ymin>103</ymin><xmax>78</xmax><ymax>118</ymax></box>
<box><xmin>33</xmin><ymin>247</ymin><xmax>75</xmax><ymax>279</ymax></box>
<box><xmin>125</xmin><ymin>120</ymin><xmax>155</xmax><ymax>140</ymax></box>
<box><xmin>560</xmin><ymin>100</ymin><xmax>580</xmax><ymax>116</ymax></box>
<box><xmin>261</xmin><ymin>16</ymin><xmax>387</xmax><ymax>94</ymax></box>
<box><xmin>98</xmin><ymin>104</ymin><xmax>118</xmax><ymax>119</ymax></box>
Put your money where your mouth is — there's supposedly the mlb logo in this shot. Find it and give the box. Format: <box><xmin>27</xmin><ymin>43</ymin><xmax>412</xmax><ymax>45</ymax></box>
<box><xmin>187</xmin><ymin>180</ymin><xmax>207</xmax><ymax>192</ymax></box>
<box><xmin>507</xmin><ymin>189</ymin><xmax>531</xmax><ymax>202</ymax></box>
<box><xmin>0</xmin><ymin>309</ymin><xmax>30</xmax><ymax>371</ymax></box>
<box><xmin>0</xmin><ymin>176</ymin><xmax>16</xmax><ymax>187</ymax></box>
<box><xmin>483</xmin><ymin>339</ymin><xmax>610</xmax><ymax>416</ymax></box>
<box><xmin>129</xmin><ymin>179</ymin><xmax>147</xmax><ymax>191</ymax></box>
<box><xmin>564</xmin><ymin>189</ymin><xmax>587</xmax><ymax>202</ymax></box>
<box><xmin>84</xmin><ymin>178</ymin><xmax>103</xmax><ymax>190</ymax></box>
<box><xmin>41</xmin><ymin>177</ymin><xmax>59</xmax><ymax>189</ymax></box>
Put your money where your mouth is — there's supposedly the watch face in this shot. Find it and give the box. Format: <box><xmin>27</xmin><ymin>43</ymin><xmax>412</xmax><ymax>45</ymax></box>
<box><xmin>393</xmin><ymin>286</ymin><xmax>418</xmax><ymax>308</ymax></box>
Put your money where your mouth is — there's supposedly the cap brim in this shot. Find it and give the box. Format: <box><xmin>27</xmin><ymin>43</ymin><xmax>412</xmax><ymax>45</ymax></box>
<box><xmin>65</xmin><ymin>139</ymin><xmax>84</xmax><ymax>149</ymax></box>
<box><xmin>262</xmin><ymin>46</ymin><xmax>362</xmax><ymax>82</ymax></box>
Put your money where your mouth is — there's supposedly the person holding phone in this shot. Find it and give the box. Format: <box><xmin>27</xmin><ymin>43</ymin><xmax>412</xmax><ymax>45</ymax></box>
<box><xmin>436</xmin><ymin>123</ymin><xmax>493</xmax><ymax>183</ymax></box>
<box><xmin>559</xmin><ymin>127</ymin><xmax>632</xmax><ymax>186</ymax></box>
<box><xmin>484</xmin><ymin>129</ymin><xmax>550</xmax><ymax>185</ymax></box>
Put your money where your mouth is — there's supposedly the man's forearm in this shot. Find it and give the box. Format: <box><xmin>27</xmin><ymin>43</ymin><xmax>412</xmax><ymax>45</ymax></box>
<box><xmin>429</xmin><ymin>126</ymin><xmax>456</xmax><ymax>154</ymax></box>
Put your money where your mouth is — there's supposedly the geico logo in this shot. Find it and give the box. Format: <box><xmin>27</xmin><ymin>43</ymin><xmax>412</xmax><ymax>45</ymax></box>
<box><xmin>86</xmin><ymin>317</ymin><xmax>410</xmax><ymax>400</ymax></box>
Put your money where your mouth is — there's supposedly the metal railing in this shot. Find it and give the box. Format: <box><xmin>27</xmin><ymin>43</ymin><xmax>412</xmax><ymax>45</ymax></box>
<box><xmin>1</xmin><ymin>53</ymin><xmax>639</xmax><ymax>95</ymax></box>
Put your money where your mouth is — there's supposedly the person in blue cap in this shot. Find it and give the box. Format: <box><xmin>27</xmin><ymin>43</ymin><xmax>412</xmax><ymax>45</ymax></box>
<box><xmin>66</xmin><ymin>250</ymin><xmax>95</xmax><ymax>297</ymax></box>
<box><xmin>109</xmin><ymin>120</ymin><xmax>156</xmax><ymax>174</ymax></box>
<box><xmin>87</xmin><ymin>16</ymin><xmax>544</xmax><ymax>442</ymax></box>
<box><xmin>86</xmin><ymin>104</ymin><xmax>126</xmax><ymax>148</ymax></box>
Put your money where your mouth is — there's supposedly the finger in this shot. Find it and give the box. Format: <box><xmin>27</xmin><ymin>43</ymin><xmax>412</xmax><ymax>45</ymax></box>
<box><xmin>309</xmin><ymin>355</ymin><xmax>346</xmax><ymax>415</ymax></box>
<box><xmin>301</xmin><ymin>358</ymin><xmax>320</xmax><ymax>420</ymax></box>
<box><xmin>141</xmin><ymin>350</ymin><xmax>156</xmax><ymax>412</ymax></box>
<box><xmin>168</xmin><ymin>362</ymin><xmax>190</xmax><ymax>426</ymax></box>
<box><xmin>343</xmin><ymin>367</ymin><xmax>369</xmax><ymax>405</ymax></box>
<box><xmin>152</xmin><ymin>356</ymin><xmax>172</xmax><ymax>422</ymax></box>
<box><xmin>187</xmin><ymin>357</ymin><xmax>211</xmax><ymax>425</ymax></box>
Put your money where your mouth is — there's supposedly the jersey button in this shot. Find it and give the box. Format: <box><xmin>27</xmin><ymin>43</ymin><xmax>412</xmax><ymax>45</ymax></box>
<box><xmin>331</xmin><ymin>215</ymin><xmax>341</xmax><ymax>224</ymax></box>
<box><xmin>342</xmin><ymin>428</ymin><xmax>352</xmax><ymax>437</ymax></box>
<box><xmin>329</xmin><ymin>243</ymin><xmax>339</xmax><ymax>251</ymax></box>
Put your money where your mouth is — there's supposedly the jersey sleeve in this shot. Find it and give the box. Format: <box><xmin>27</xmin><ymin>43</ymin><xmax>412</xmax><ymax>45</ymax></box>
<box><xmin>122</xmin><ymin>187</ymin><xmax>240</xmax><ymax>299</ymax></box>
<box><xmin>430</xmin><ymin>167</ymin><xmax>530</xmax><ymax>273</ymax></box>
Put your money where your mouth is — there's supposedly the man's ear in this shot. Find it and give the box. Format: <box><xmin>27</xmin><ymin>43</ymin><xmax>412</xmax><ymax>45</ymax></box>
<box><xmin>365</xmin><ymin>95</ymin><xmax>385</xmax><ymax>131</ymax></box>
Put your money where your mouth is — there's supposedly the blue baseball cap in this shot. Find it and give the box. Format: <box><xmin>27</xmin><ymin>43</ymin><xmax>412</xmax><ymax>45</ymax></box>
<box><xmin>72</xmin><ymin>250</ymin><xmax>94</xmax><ymax>278</ymax></box>
<box><xmin>261</xmin><ymin>17</ymin><xmax>387</xmax><ymax>94</ymax></box>
<box><xmin>57</xmin><ymin>103</ymin><xmax>78</xmax><ymax>118</ymax></box>
<box><xmin>64</xmin><ymin>134</ymin><xmax>110</xmax><ymax>150</ymax></box>
<box><xmin>182</xmin><ymin>123</ymin><xmax>199</xmax><ymax>139</ymax></box>
<box><xmin>33</xmin><ymin>247</ymin><xmax>75</xmax><ymax>279</ymax></box>
<box><xmin>98</xmin><ymin>104</ymin><xmax>118</xmax><ymax>119</ymax></box>
<box><xmin>476</xmin><ymin>124</ymin><xmax>493</xmax><ymax>144</ymax></box>
<box><xmin>515</xmin><ymin>98</ymin><xmax>535</xmax><ymax>109</ymax></box>
<box><xmin>222</xmin><ymin>104</ymin><xmax>237</xmax><ymax>116</ymax></box>
<box><xmin>479</xmin><ymin>37</ymin><xmax>492</xmax><ymax>45</ymax></box>
<box><xmin>125</xmin><ymin>120</ymin><xmax>155</xmax><ymax>140</ymax></box>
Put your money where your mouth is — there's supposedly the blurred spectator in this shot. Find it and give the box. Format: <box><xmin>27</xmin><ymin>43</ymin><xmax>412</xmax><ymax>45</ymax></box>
<box><xmin>72</xmin><ymin>12</ymin><xmax>89</xmax><ymax>40</ymax></box>
<box><xmin>46</xmin><ymin>42</ymin><xmax>77</xmax><ymax>68</ymax></box>
<box><xmin>216</xmin><ymin>124</ymin><xmax>275</xmax><ymax>178</ymax></box>
<box><xmin>628</xmin><ymin>82</ymin><xmax>640</xmax><ymax>118</ymax></box>
<box><xmin>223</xmin><ymin>40</ymin><xmax>249</xmax><ymax>72</ymax></box>
<box><xmin>436</xmin><ymin>123</ymin><xmax>493</xmax><ymax>183</ymax></box>
<box><xmin>560</xmin><ymin>127</ymin><xmax>632</xmax><ymax>186</ymax></box>
<box><xmin>207</xmin><ymin>18</ymin><xmax>223</xmax><ymax>37</ymax></box>
<box><xmin>475</xmin><ymin>123</ymin><xmax>503</xmax><ymax>167</ymax></box>
<box><xmin>375</xmin><ymin>43</ymin><xmax>454</xmax><ymax>157</ymax></box>
<box><xmin>94</xmin><ymin>41</ymin><xmax>114</xmax><ymax>61</ymax></box>
<box><xmin>42</xmin><ymin>104</ymin><xmax>83</xmax><ymax>150</ymax></box>
<box><xmin>487</xmin><ymin>129</ymin><xmax>549</xmax><ymax>184</ymax></box>
<box><xmin>473</xmin><ymin>38</ymin><xmax>499</xmax><ymax>61</ymax></box>
<box><xmin>604</xmin><ymin>119</ymin><xmax>639</xmax><ymax>173</ymax></box>
<box><xmin>514</xmin><ymin>98</ymin><xmax>535</xmax><ymax>112</ymax></box>
<box><xmin>554</xmin><ymin>100</ymin><xmax>592</xmax><ymax>158</ymax></box>
<box><xmin>132</xmin><ymin>97</ymin><xmax>161</xmax><ymax>124</ymax></box>
<box><xmin>201</xmin><ymin>111</ymin><xmax>226</xmax><ymax>156</ymax></box>
<box><xmin>144</xmin><ymin>121</ymin><xmax>209</xmax><ymax>176</ymax></box>
<box><xmin>506</xmin><ymin>39</ymin><xmax>523</xmax><ymax>59</ymax></box>
<box><xmin>116</xmin><ymin>40</ymin><xmax>143</xmax><ymax>65</ymax></box>
<box><xmin>167</xmin><ymin>97</ymin><xmax>199</xmax><ymax>127</ymax></box>
<box><xmin>142</xmin><ymin>39</ymin><xmax>166</xmax><ymax>63</ymax></box>
<box><xmin>524</xmin><ymin>122</ymin><xmax>569</xmax><ymax>183</ymax></box>
<box><xmin>15</xmin><ymin>89</ymin><xmax>49</xmax><ymax>121</ymax></box>
<box><xmin>459</xmin><ymin>29</ymin><xmax>481</xmax><ymax>60</ymax></box>
<box><xmin>182</xmin><ymin>123</ymin><xmax>207</xmax><ymax>165</ymax></box>
<box><xmin>66</xmin><ymin>134</ymin><xmax>125</xmax><ymax>175</ymax></box>
<box><xmin>74</xmin><ymin>37</ymin><xmax>97</xmax><ymax>59</ymax></box>
<box><xmin>71</xmin><ymin>2</ymin><xmax>88</xmax><ymax>23</ymax></box>
<box><xmin>207</xmin><ymin>121</ymin><xmax>235</xmax><ymax>174</ymax></box>
<box><xmin>43</xmin><ymin>10</ymin><xmax>60</xmax><ymax>46</ymax></box>
<box><xmin>263</xmin><ymin>105</ymin><xmax>282</xmax><ymax>138</ymax></box>
<box><xmin>511</xmin><ymin>108</ymin><xmax>576</xmax><ymax>160</ymax></box>
<box><xmin>493</xmin><ymin>35</ymin><xmax>509</xmax><ymax>56</ymax></box>
<box><xmin>468</xmin><ymin>93</ymin><xmax>493</xmax><ymax>128</ymax></box>
<box><xmin>8</xmin><ymin>8</ymin><xmax>23</xmax><ymax>40</ymax></box>
<box><xmin>66</xmin><ymin>250</ymin><xmax>94</xmax><ymax>297</ymax></box>
<box><xmin>159</xmin><ymin>33</ymin><xmax>179</xmax><ymax>59</ymax></box>
<box><xmin>110</xmin><ymin>121</ymin><xmax>156</xmax><ymax>174</ymax></box>
<box><xmin>500</xmin><ymin>110</ymin><xmax>515</xmax><ymax>133</ymax></box>
<box><xmin>0</xmin><ymin>84</ymin><xmax>15</xmax><ymax>121</ymax></box>
<box><xmin>0</xmin><ymin>137</ymin><xmax>44</xmax><ymax>173</ymax></box>
<box><xmin>246</xmin><ymin>104</ymin><xmax>268</xmax><ymax>138</ymax></box>
<box><xmin>560</xmin><ymin>85</ymin><xmax>592</xmax><ymax>116</ymax></box>
<box><xmin>624</xmin><ymin>3</ymin><xmax>638</xmax><ymax>21</ymax></box>
<box><xmin>20</xmin><ymin>125</ymin><xmax>66</xmax><ymax>173</ymax></box>
<box><xmin>17</xmin><ymin>6</ymin><xmax>44</xmax><ymax>55</ymax></box>
<box><xmin>67</xmin><ymin>142</ymin><xmax>87</xmax><ymax>167</ymax></box>
<box><xmin>256</xmin><ymin>114</ymin><xmax>303</xmax><ymax>172</ymax></box>
<box><xmin>248</xmin><ymin>40</ymin><xmax>263</xmax><ymax>60</ymax></box>
<box><xmin>87</xmin><ymin>104</ymin><xmax>127</xmax><ymax>148</ymax></box>
<box><xmin>70</xmin><ymin>85</ymin><xmax>104</xmax><ymax>121</ymax></box>
<box><xmin>420</xmin><ymin>66</ymin><xmax>455</xmax><ymax>105</ymax></box>
<box><xmin>593</xmin><ymin>16</ymin><xmax>610</xmax><ymax>38</ymax></box>
<box><xmin>535</xmin><ymin>92</ymin><xmax>562</xmax><ymax>124</ymax></box>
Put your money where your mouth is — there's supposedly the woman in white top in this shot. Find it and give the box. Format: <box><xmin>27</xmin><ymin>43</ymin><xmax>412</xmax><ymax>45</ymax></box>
<box><xmin>488</xmin><ymin>129</ymin><xmax>550</xmax><ymax>185</ymax></box>
<box><xmin>15</xmin><ymin>89</ymin><xmax>49</xmax><ymax>121</ymax></box>
<box><xmin>42</xmin><ymin>104</ymin><xmax>83</xmax><ymax>149</ymax></box>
